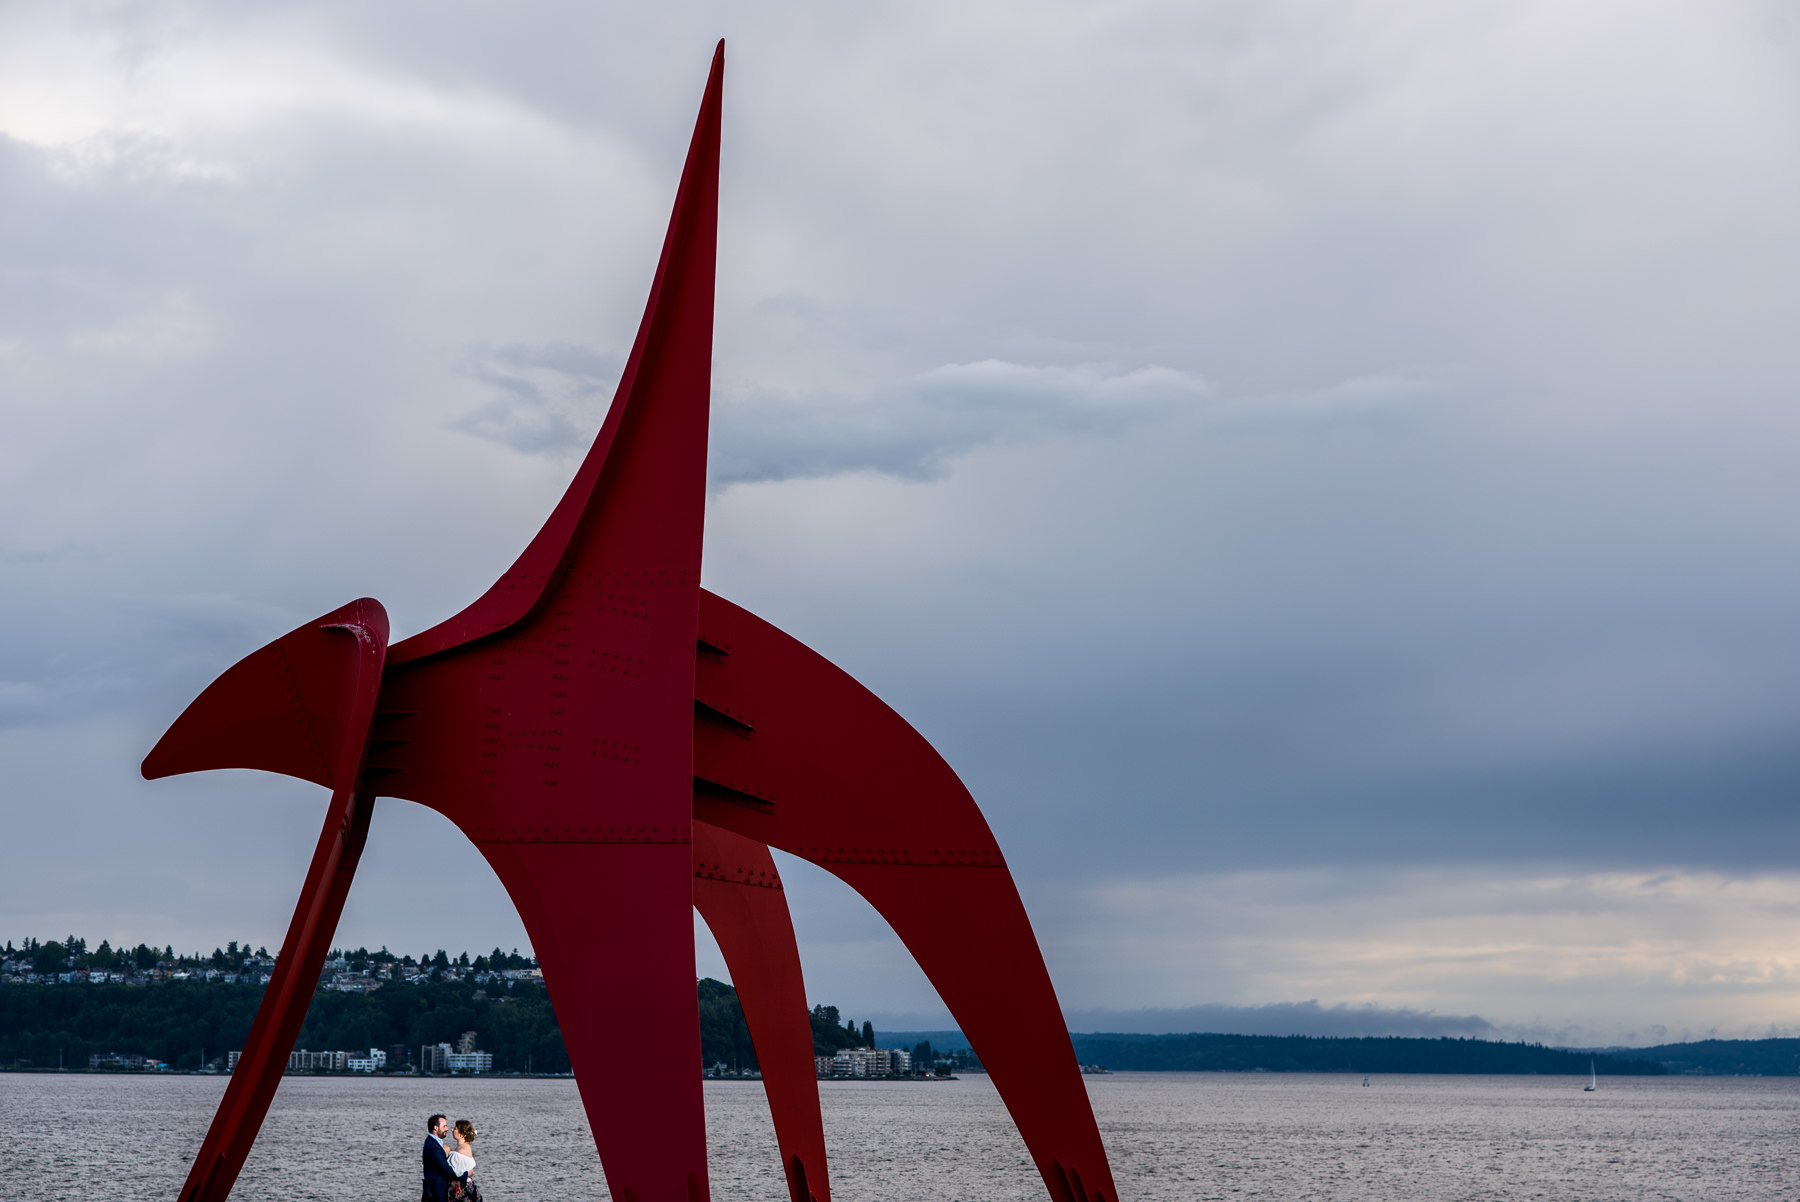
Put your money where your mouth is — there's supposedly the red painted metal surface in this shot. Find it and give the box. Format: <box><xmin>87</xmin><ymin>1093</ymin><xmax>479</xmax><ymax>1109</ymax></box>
<box><xmin>141</xmin><ymin>41</ymin><xmax>1117</xmax><ymax>1202</ymax></box>
<box><xmin>692</xmin><ymin>821</ymin><xmax>829</xmax><ymax>1202</ymax></box>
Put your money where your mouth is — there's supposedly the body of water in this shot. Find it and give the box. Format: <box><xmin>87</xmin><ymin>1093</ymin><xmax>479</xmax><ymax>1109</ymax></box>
<box><xmin>5</xmin><ymin>1070</ymin><xmax>1796</xmax><ymax>1200</ymax></box>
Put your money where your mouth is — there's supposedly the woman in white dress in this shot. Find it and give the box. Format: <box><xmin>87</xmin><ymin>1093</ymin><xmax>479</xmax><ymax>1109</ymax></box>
<box><xmin>448</xmin><ymin>1119</ymin><xmax>482</xmax><ymax>1201</ymax></box>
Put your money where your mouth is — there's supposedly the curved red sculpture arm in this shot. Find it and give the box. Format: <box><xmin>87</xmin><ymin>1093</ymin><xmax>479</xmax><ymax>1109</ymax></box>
<box><xmin>143</xmin><ymin>598</ymin><xmax>389</xmax><ymax>787</ymax></box>
<box><xmin>141</xmin><ymin>599</ymin><xmax>389</xmax><ymax>1202</ymax></box>
<box><xmin>692</xmin><ymin>822</ymin><xmax>831</xmax><ymax>1202</ymax></box>
<box><xmin>690</xmin><ymin>590</ymin><xmax>1118</xmax><ymax>1202</ymax></box>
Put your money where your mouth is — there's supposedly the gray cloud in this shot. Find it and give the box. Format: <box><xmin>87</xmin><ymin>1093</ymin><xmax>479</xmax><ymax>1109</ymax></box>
<box><xmin>709</xmin><ymin>360</ymin><xmax>1214</xmax><ymax>484</ymax></box>
<box><xmin>452</xmin><ymin>339</ymin><xmax>1219</xmax><ymax>482</ymax></box>
<box><xmin>452</xmin><ymin>341</ymin><xmax>623</xmax><ymax>454</ymax></box>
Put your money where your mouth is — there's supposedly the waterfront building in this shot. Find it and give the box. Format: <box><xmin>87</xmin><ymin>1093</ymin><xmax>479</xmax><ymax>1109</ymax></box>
<box><xmin>828</xmin><ymin>1047</ymin><xmax>914</xmax><ymax>1078</ymax></box>
<box><xmin>346</xmin><ymin>1048</ymin><xmax>387</xmax><ymax>1072</ymax></box>
<box><xmin>287</xmin><ymin>1049</ymin><xmax>347</xmax><ymax>1071</ymax></box>
<box><xmin>446</xmin><ymin>1050</ymin><xmax>493</xmax><ymax>1072</ymax></box>
<box><xmin>420</xmin><ymin>1041</ymin><xmax>491</xmax><ymax>1073</ymax></box>
<box><xmin>89</xmin><ymin>1052</ymin><xmax>146</xmax><ymax>1070</ymax></box>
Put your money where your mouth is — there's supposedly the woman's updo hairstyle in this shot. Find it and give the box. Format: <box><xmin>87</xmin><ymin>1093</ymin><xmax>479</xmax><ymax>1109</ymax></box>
<box><xmin>455</xmin><ymin>1120</ymin><xmax>478</xmax><ymax>1143</ymax></box>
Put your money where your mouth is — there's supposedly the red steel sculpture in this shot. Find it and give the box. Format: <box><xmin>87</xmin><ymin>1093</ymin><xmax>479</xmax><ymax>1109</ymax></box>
<box><xmin>143</xmin><ymin>43</ymin><xmax>1118</xmax><ymax>1202</ymax></box>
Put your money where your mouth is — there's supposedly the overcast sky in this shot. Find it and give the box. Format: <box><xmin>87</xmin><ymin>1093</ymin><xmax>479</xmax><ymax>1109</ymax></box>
<box><xmin>4</xmin><ymin>2</ymin><xmax>1799</xmax><ymax>1047</ymax></box>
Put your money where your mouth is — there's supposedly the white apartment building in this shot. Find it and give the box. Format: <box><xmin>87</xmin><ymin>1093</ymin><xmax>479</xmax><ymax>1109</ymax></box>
<box><xmin>288</xmin><ymin>1049</ymin><xmax>347</xmax><ymax>1071</ymax></box>
<box><xmin>346</xmin><ymin>1048</ymin><xmax>388</xmax><ymax>1072</ymax></box>
<box><xmin>829</xmin><ymin>1048</ymin><xmax>912</xmax><ymax>1077</ymax></box>
<box><xmin>422</xmin><ymin>1041</ymin><xmax>492</xmax><ymax>1073</ymax></box>
<box><xmin>446</xmin><ymin>1050</ymin><xmax>493</xmax><ymax>1073</ymax></box>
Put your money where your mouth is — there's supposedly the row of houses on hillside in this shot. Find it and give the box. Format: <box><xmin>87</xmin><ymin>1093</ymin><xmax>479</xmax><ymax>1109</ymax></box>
<box><xmin>5</xmin><ymin>964</ymin><xmax>274</xmax><ymax>986</ymax></box>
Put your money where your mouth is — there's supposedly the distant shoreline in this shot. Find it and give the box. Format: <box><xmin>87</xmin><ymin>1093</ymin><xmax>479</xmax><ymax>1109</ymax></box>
<box><xmin>11</xmin><ymin>1067</ymin><xmax>1800</xmax><ymax>1083</ymax></box>
<box><xmin>1069</xmin><ymin>1033</ymin><xmax>1663</xmax><ymax>1076</ymax></box>
<box><xmin>0</xmin><ymin>1067</ymin><xmax>970</xmax><ymax>1083</ymax></box>
<box><xmin>9</xmin><ymin>975</ymin><xmax>1797</xmax><ymax>1079</ymax></box>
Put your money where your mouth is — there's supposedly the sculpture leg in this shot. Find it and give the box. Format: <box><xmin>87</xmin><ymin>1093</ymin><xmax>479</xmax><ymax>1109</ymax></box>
<box><xmin>690</xmin><ymin>588</ymin><xmax>1119</xmax><ymax>1202</ymax></box>
<box><xmin>480</xmin><ymin>839</ymin><xmax>710</xmax><ymax>1202</ymax></box>
<box><xmin>692</xmin><ymin>822</ymin><xmax>831</xmax><ymax>1202</ymax></box>
<box><xmin>177</xmin><ymin>789</ymin><xmax>375</xmax><ymax>1202</ymax></box>
<box><xmin>827</xmin><ymin>862</ymin><xmax>1113</xmax><ymax>1202</ymax></box>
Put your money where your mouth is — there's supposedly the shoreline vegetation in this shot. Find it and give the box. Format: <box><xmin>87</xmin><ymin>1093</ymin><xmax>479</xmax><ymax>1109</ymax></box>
<box><xmin>0</xmin><ymin>934</ymin><xmax>981</xmax><ymax>1077</ymax></box>
<box><xmin>0</xmin><ymin>976</ymin><xmax>979</xmax><ymax>1078</ymax></box>
<box><xmin>4</xmin><ymin>939</ymin><xmax>1796</xmax><ymax>1078</ymax></box>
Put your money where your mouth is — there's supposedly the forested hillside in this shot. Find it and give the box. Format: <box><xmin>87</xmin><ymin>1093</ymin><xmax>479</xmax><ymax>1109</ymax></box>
<box><xmin>1</xmin><ymin>975</ymin><xmax>914</xmax><ymax>1073</ymax></box>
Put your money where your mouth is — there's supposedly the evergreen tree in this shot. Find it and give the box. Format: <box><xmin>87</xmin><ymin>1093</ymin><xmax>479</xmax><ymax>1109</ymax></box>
<box><xmin>33</xmin><ymin>941</ymin><xmax>65</xmax><ymax>974</ymax></box>
<box><xmin>807</xmin><ymin>1006</ymin><xmax>861</xmax><ymax>1056</ymax></box>
<box><xmin>862</xmin><ymin>1020</ymin><xmax>874</xmax><ymax>1047</ymax></box>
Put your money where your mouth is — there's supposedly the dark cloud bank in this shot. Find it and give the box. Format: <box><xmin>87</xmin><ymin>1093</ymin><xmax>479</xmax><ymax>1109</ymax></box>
<box><xmin>1064</xmin><ymin>1001</ymin><xmax>1495</xmax><ymax>1039</ymax></box>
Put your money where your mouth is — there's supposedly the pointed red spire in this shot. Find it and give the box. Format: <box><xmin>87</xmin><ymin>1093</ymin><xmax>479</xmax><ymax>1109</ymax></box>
<box><xmin>391</xmin><ymin>40</ymin><xmax>724</xmax><ymax>664</ymax></box>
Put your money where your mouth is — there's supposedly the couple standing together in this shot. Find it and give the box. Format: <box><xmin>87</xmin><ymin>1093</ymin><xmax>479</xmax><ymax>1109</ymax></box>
<box><xmin>422</xmin><ymin>1113</ymin><xmax>482</xmax><ymax>1202</ymax></box>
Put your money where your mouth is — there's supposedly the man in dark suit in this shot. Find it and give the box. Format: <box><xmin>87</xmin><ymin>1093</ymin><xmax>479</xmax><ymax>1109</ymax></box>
<box><xmin>422</xmin><ymin>1113</ymin><xmax>460</xmax><ymax>1202</ymax></box>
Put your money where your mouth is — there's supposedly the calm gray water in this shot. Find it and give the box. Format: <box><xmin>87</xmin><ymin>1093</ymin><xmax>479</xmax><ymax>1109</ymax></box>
<box><xmin>5</xmin><ymin>1070</ymin><xmax>1797</xmax><ymax>1200</ymax></box>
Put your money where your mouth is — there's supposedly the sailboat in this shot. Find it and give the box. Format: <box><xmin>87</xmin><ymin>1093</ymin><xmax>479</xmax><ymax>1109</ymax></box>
<box><xmin>1583</xmin><ymin>1058</ymin><xmax>1597</xmax><ymax>1091</ymax></box>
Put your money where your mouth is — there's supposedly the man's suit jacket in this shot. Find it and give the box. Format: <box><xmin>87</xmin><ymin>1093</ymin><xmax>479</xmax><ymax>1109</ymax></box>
<box><xmin>422</xmin><ymin>1135</ymin><xmax>460</xmax><ymax>1202</ymax></box>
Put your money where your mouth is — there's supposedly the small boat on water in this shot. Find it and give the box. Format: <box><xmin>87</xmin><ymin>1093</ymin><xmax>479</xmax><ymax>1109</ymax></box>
<box><xmin>1583</xmin><ymin>1058</ymin><xmax>1597</xmax><ymax>1092</ymax></box>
